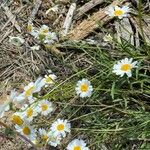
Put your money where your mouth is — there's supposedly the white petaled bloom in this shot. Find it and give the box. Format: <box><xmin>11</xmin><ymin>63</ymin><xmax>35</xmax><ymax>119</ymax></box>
<box><xmin>36</xmin><ymin>25</ymin><xmax>50</xmax><ymax>41</ymax></box>
<box><xmin>67</xmin><ymin>139</ymin><xmax>89</xmax><ymax>150</ymax></box>
<box><xmin>39</xmin><ymin>128</ymin><xmax>49</xmax><ymax>142</ymax></box>
<box><xmin>103</xmin><ymin>34</ymin><xmax>113</xmax><ymax>43</ymax></box>
<box><xmin>113</xmin><ymin>58</ymin><xmax>138</xmax><ymax>77</ymax></box>
<box><xmin>15</xmin><ymin>123</ymin><xmax>36</xmax><ymax>141</ymax></box>
<box><xmin>9</xmin><ymin>36</ymin><xmax>25</xmax><ymax>46</ymax></box>
<box><xmin>23</xmin><ymin>82</ymin><xmax>35</xmax><ymax>99</ymax></box>
<box><xmin>37</xmin><ymin>100</ymin><xmax>53</xmax><ymax>116</ymax></box>
<box><xmin>44</xmin><ymin>32</ymin><xmax>58</xmax><ymax>44</ymax></box>
<box><xmin>0</xmin><ymin>101</ymin><xmax>10</xmax><ymax>118</ymax></box>
<box><xmin>42</xmin><ymin>74</ymin><xmax>57</xmax><ymax>86</ymax></box>
<box><xmin>22</xmin><ymin>105</ymin><xmax>38</xmax><ymax>122</ymax></box>
<box><xmin>30</xmin><ymin>45</ymin><xmax>40</xmax><ymax>51</ymax></box>
<box><xmin>47</xmin><ymin>131</ymin><xmax>61</xmax><ymax>147</ymax></box>
<box><xmin>105</xmin><ymin>5</ymin><xmax>130</xmax><ymax>19</ymax></box>
<box><xmin>23</xmin><ymin>77</ymin><xmax>45</xmax><ymax>99</ymax></box>
<box><xmin>76</xmin><ymin>79</ymin><xmax>93</xmax><ymax>98</ymax></box>
<box><xmin>50</xmin><ymin>119</ymin><xmax>71</xmax><ymax>138</ymax></box>
<box><xmin>27</xmin><ymin>23</ymin><xmax>38</xmax><ymax>36</ymax></box>
<box><xmin>11</xmin><ymin>112</ymin><xmax>24</xmax><ymax>126</ymax></box>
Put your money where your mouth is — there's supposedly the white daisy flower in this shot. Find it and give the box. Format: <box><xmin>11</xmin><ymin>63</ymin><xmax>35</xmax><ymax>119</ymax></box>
<box><xmin>22</xmin><ymin>105</ymin><xmax>38</xmax><ymax>122</ymax></box>
<box><xmin>37</xmin><ymin>99</ymin><xmax>53</xmax><ymax>116</ymax></box>
<box><xmin>40</xmin><ymin>25</ymin><xmax>49</xmax><ymax>34</ymax></box>
<box><xmin>9</xmin><ymin>36</ymin><xmax>25</xmax><ymax>46</ymax></box>
<box><xmin>39</xmin><ymin>128</ymin><xmax>49</xmax><ymax>142</ymax></box>
<box><xmin>44</xmin><ymin>32</ymin><xmax>58</xmax><ymax>44</ymax></box>
<box><xmin>36</xmin><ymin>25</ymin><xmax>49</xmax><ymax>41</ymax></box>
<box><xmin>113</xmin><ymin>58</ymin><xmax>138</xmax><ymax>77</ymax></box>
<box><xmin>42</xmin><ymin>74</ymin><xmax>57</xmax><ymax>86</ymax></box>
<box><xmin>27</xmin><ymin>23</ymin><xmax>38</xmax><ymax>36</ymax></box>
<box><xmin>23</xmin><ymin>77</ymin><xmax>45</xmax><ymax>99</ymax></box>
<box><xmin>105</xmin><ymin>5</ymin><xmax>130</xmax><ymax>19</ymax></box>
<box><xmin>75</xmin><ymin>79</ymin><xmax>93</xmax><ymax>98</ymax></box>
<box><xmin>0</xmin><ymin>101</ymin><xmax>10</xmax><ymax>118</ymax></box>
<box><xmin>15</xmin><ymin>123</ymin><xmax>36</xmax><ymax>141</ymax></box>
<box><xmin>103</xmin><ymin>34</ymin><xmax>113</xmax><ymax>43</ymax></box>
<box><xmin>23</xmin><ymin>82</ymin><xmax>35</xmax><ymax>98</ymax></box>
<box><xmin>11</xmin><ymin>112</ymin><xmax>24</xmax><ymax>126</ymax></box>
<box><xmin>47</xmin><ymin>131</ymin><xmax>61</xmax><ymax>147</ymax></box>
<box><xmin>50</xmin><ymin>119</ymin><xmax>71</xmax><ymax>138</ymax></box>
<box><xmin>67</xmin><ymin>139</ymin><xmax>89</xmax><ymax>150</ymax></box>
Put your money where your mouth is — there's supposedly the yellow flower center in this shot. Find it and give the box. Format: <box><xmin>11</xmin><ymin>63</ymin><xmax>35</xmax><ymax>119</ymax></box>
<box><xmin>27</xmin><ymin>24</ymin><xmax>33</xmax><ymax>32</ymax></box>
<box><xmin>74</xmin><ymin>146</ymin><xmax>81</xmax><ymax>150</ymax></box>
<box><xmin>42</xmin><ymin>28</ymin><xmax>49</xmax><ymax>33</ymax></box>
<box><xmin>23</xmin><ymin>126</ymin><xmax>31</xmax><ymax>135</ymax></box>
<box><xmin>114</xmin><ymin>10</ymin><xmax>124</xmax><ymax>16</ymax></box>
<box><xmin>41</xmin><ymin>104</ymin><xmax>48</xmax><ymax>111</ymax></box>
<box><xmin>121</xmin><ymin>64</ymin><xmax>131</xmax><ymax>71</ymax></box>
<box><xmin>12</xmin><ymin>115</ymin><xmax>23</xmax><ymax>125</ymax></box>
<box><xmin>25</xmin><ymin>86</ymin><xmax>35</xmax><ymax>97</ymax></box>
<box><xmin>45</xmin><ymin>76</ymin><xmax>52</xmax><ymax>83</ymax></box>
<box><xmin>27</xmin><ymin>108</ymin><xmax>33</xmax><ymax>118</ymax></box>
<box><xmin>57</xmin><ymin>124</ymin><xmax>65</xmax><ymax>131</ymax></box>
<box><xmin>81</xmin><ymin>84</ymin><xmax>89</xmax><ymax>92</ymax></box>
<box><xmin>41</xmin><ymin>135</ymin><xmax>49</xmax><ymax>141</ymax></box>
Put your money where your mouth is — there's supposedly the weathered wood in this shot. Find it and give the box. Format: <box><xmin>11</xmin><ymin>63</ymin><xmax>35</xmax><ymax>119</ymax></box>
<box><xmin>74</xmin><ymin>0</ymin><xmax>104</xmax><ymax>20</ymax></box>
<box><xmin>62</xmin><ymin>3</ymin><xmax>76</xmax><ymax>36</ymax></box>
<box><xmin>67</xmin><ymin>1</ymin><xmax>122</xmax><ymax>40</ymax></box>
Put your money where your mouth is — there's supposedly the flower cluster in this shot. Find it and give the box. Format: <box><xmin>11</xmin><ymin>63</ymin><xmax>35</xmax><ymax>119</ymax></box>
<box><xmin>0</xmin><ymin>55</ymin><xmax>138</xmax><ymax>148</ymax></box>
<box><xmin>0</xmin><ymin>70</ymin><xmax>91</xmax><ymax>149</ymax></box>
<box><xmin>27</xmin><ymin>23</ymin><xmax>58</xmax><ymax>44</ymax></box>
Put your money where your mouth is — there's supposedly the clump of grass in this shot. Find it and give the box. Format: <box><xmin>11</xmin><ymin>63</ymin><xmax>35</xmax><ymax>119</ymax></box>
<box><xmin>44</xmin><ymin>38</ymin><xmax>150</xmax><ymax>149</ymax></box>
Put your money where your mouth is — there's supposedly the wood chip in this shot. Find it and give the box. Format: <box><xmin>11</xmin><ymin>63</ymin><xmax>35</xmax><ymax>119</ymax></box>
<box><xmin>67</xmin><ymin>1</ymin><xmax>122</xmax><ymax>41</ymax></box>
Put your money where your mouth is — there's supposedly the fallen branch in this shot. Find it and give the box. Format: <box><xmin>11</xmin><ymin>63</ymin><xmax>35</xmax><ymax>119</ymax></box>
<box><xmin>67</xmin><ymin>1</ymin><xmax>122</xmax><ymax>41</ymax></box>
